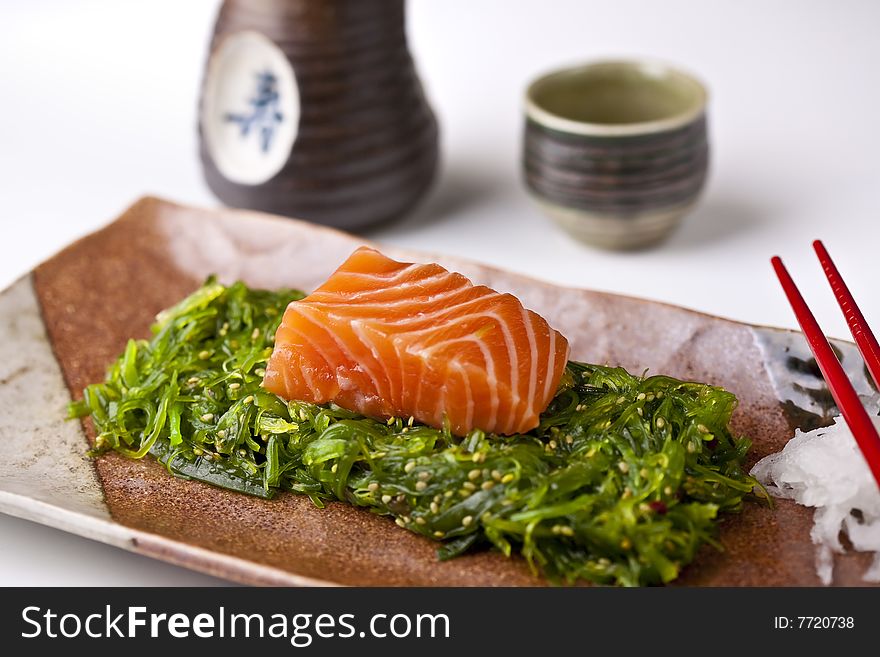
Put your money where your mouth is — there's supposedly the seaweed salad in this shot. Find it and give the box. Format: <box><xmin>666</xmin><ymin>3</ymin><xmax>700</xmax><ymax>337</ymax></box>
<box><xmin>69</xmin><ymin>278</ymin><xmax>762</xmax><ymax>586</ymax></box>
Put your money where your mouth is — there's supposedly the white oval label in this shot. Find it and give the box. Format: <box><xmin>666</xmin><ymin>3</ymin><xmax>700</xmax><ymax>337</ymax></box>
<box><xmin>202</xmin><ymin>31</ymin><xmax>299</xmax><ymax>185</ymax></box>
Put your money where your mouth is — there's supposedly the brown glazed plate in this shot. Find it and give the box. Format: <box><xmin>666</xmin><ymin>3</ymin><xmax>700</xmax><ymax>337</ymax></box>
<box><xmin>1</xmin><ymin>197</ymin><xmax>877</xmax><ymax>586</ymax></box>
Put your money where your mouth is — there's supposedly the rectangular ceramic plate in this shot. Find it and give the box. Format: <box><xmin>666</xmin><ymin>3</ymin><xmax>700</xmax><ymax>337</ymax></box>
<box><xmin>2</xmin><ymin>197</ymin><xmax>877</xmax><ymax>586</ymax></box>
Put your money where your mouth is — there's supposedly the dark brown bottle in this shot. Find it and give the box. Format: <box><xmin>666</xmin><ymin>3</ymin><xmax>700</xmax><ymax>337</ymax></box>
<box><xmin>198</xmin><ymin>0</ymin><xmax>439</xmax><ymax>231</ymax></box>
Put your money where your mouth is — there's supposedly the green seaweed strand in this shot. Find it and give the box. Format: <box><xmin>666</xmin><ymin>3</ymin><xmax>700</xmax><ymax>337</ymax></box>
<box><xmin>68</xmin><ymin>278</ymin><xmax>762</xmax><ymax>586</ymax></box>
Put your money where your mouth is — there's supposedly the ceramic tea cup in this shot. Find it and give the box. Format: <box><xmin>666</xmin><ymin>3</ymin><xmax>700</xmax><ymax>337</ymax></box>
<box><xmin>523</xmin><ymin>60</ymin><xmax>709</xmax><ymax>249</ymax></box>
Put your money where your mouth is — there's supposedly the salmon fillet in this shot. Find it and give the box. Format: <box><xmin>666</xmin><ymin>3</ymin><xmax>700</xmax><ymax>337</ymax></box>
<box><xmin>262</xmin><ymin>247</ymin><xmax>570</xmax><ymax>435</ymax></box>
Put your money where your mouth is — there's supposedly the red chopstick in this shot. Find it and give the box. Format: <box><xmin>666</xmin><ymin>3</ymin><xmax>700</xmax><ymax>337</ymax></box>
<box><xmin>771</xmin><ymin>255</ymin><xmax>880</xmax><ymax>487</ymax></box>
<box><xmin>813</xmin><ymin>239</ymin><xmax>880</xmax><ymax>390</ymax></box>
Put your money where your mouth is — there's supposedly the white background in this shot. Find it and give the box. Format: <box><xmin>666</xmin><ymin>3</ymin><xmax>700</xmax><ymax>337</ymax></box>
<box><xmin>1</xmin><ymin>0</ymin><xmax>878</xmax><ymax>585</ymax></box>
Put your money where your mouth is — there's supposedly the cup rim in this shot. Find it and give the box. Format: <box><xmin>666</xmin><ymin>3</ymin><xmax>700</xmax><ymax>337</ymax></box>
<box><xmin>525</xmin><ymin>58</ymin><xmax>708</xmax><ymax>137</ymax></box>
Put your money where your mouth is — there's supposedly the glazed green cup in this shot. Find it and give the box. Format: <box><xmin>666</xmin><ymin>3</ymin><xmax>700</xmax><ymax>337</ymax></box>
<box><xmin>524</xmin><ymin>60</ymin><xmax>709</xmax><ymax>249</ymax></box>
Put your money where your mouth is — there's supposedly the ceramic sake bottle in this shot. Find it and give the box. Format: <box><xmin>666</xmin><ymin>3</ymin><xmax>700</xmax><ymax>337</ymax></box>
<box><xmin>198</xmin><ymin>0</ymin><xmax>439</xmax><ymax>230</ymax></box>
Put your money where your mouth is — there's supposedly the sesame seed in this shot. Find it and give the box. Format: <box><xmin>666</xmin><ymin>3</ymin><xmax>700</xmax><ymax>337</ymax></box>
<box><xmin>415</xmin><ymin>517</ymin><xmax>426</xmax><ymax>525</ymax></box>
<box><xmin>697</xmin><ymin>423</ymin><xmax>709</xmax><ymax>433</ymax></box>
<box><xmin>193</xmin><ymin>447</ymin><xmax>203</xmax><ymax>456</ymax></box>
<box><xmin>565</xmin><ymin>435</ymin><xmax>573</xmax><ymax>444</ymax></box>
<box><xmin>458</xmin><ymin>489</ymin><xmax>471</xmax><ymax>498</ymax></box>
<box><xmin>395</xmin><ymin>518</ymin><xmax>406</xmax><ymax>528</ymax></box>
<box><xmin>481</xmin><ymin>512</ymin><xmax>492</xmax><ymax>522</ymax></box>
<box><xmin>664</xmin><ymin>486</ymin><xmax>674</xmax><ymax>496</ymax></box>
<box><xmin>551</xmin><ymin>525</ymin><xmax>562</xmax><ymax>535</ymax></box>
<box><xmin>656</xmin><ymin>391</ymin><xmax>664</xmax><ymax>399</ymax></box>
<box><xmin>238</xmin><ymin>449</ymin><xmax>247</xmax><ymax>457</ymax></box>
<box><xmin>404</xmin><ymin>460</ymin><xmax>416</xmax><ymax>473</ymax></box>
<box><xmin>381</xmin><ymin>494</ymin><xmax>392</xmax><ymax>504</ymax></box>
<box><xmin>491</xmin><ymin>470</ymin><xmax>502</xmax><ymax>481</ymax></box>
<box><xmin>217</xmin><ymin>429</ymin><xmax>227</xmax><ymax>438</ymax></box>
<box><xmin>687</xmin><ymin>442</ymin><xmax>696</xmax><ymax>453</ymax></box>
<box><xmin>200</xmin><ymin>413</ymin><xmax>214</xmax><ymax>422</ymax></box>
<box><xmin>430</xmin><ymin>502</ymin><xmax>439</xmax><ymax>514</ymax></box>
<box><xmin>639</xmin><ymin>468</ymin><xmax>649</xmax><ymax>479</ymax></box>
<box><xmin>298</xmin><ymin>409</ymin><xmax>307</xmax><ymax>421</ymax></box>
<box><xmin>407</xmin><ymin>416</ymin><xmax>414</xmax><ymax>427</ymax></box>
<box><xmin>401</xmin><ymin>427</ymin><xmax>409</xmax><ymax>433</ymax></box>
<box><xmin>646</xmin><ymin>393</ymin><xmax>655</xmax><ymax>402</ymax></box>
<box><xmin>415</xmin><ymin>481</ymin><xmax>427</xmax><ymax>491</ymax></box>
<box><xmin>501</xmin><ymin>473</ymin><xmax>515</xmax><ymax>484</ymax></box>
<box><xmin>462</xmin><ymin>515</ymin><xmax>473</xmax><ymax>527</ymax></box>
<box><xmin>255</xmin><ymin>368</ymin><xmax>266</xmax><ymax>377</ymax></box>
<box><xmin>187</xmin><ymin>376</ymin><xmax>200</xmax><ymax>385</ymax></box>
<box><xmin>444</xmin><ymin>490</ymin><xmax>454</xmax><ymax>498</ymax></box>
<box><xmin>468</xmin><ymin>469</ymin><xmax>481</xmax><ymax>481</ymax></box>
<box><xmin>622</xmin><ymin>487</ymin><xmax>632</xmax><ymax>499</ymax></box>
<box><xmin>433</xmin><ymin>494</ymin><xmax>442</xmax><ymax>503</ymax></box>
<box><xmin>243</xmin><ymin>395</ymin><xmax>254</xmax><ymax>404</ymax></box>
<box><xmin>549</xmin><ymin>440</ymin><xmax>558</xmax><ymax>449</ymax></box>
<box><xmin>418</xmin><ymin>471</ymin><xmax>431</xmax><ymax>481</ymax></box>
<box><xmin>656</xmin><ymin>417</ymin><xmax>666</xmax><ymax>429</ymax></box>
<box><xmin>559</xmin><ymin>526</ymin><xmax>574</xmax><ymax>537</ymax></box>
<box><xmin>198</xmin><ymin>350</ymin><xmax>211</xmax><ymax>360</ymax></box>
<box><xmin>368</xmin><ymin>482</ymin><xmax>380</xmax><ymax>492</ymax></box>
<box><xmin>616</xmin><ymin>396</ymin><xmax>627</xmax><ymax>404</ymax></box>
<box><xmin>636</xmin><ymin>407</ymin><xmax>643</xmax><ymax>416</ymax></box>
<box><xmin>617</xmin><ymin>462</ymin><xmax>629</xmax><ymax>473</ymax></box>
<box><xmin>637</xmin><ymin>392</ymin><xmax>646</xmax><ymax>401</ymax></box>
<box><xmin>387</xmin><ymin>416</ymin><xmax>396</xmax><ymax>426</ymax></box>
<box><xmin>228</xmin><ymin>382</ymin><xmax>240</xmax><ymax>390</ymax></box>
<box><xmin>433</xmin><ymin>531</ymin><xmax>444</xmax><ymax>538</ymax></box>
<box><xmin>251</xmin><ymin>328</ymin><xmax>260</xmax><ymax>340</ymax></box>
<box><xmin>331</xmin><ymin>464</ymin><xmax>338</xmax><ymax>473</ymax></box>
<box><xmin>575</xmin><ymin>404</ymin><xmax>584</xmax><ymax>412</ymax></box>
<box><xmin>463</xmin><ymin>481</ymin><xmax>476</xmax><ymax>491</ymax></box>
<box><xmin>481</xmin><ymin>480</ymin><xmax>495</xmax><ymax>491</ymax></box>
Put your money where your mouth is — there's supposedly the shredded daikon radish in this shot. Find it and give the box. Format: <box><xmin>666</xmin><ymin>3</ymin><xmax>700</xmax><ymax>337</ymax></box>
<box><xmin>751</xmin><ymin>414</ymin><xmax>880</xmax><ymax>584</ymax></box>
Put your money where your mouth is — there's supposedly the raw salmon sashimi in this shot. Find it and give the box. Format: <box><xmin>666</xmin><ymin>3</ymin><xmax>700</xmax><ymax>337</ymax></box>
<box><xmin>262</xmin><ymin>247</ymin><xmax>570</xmax><ymax>436</ymax></box>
